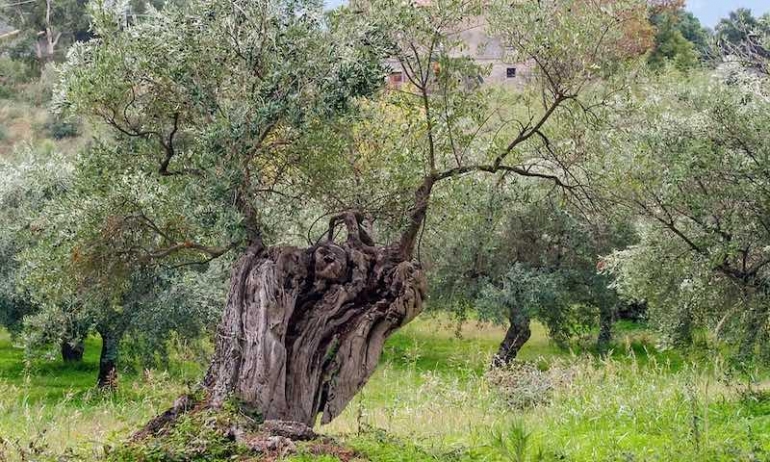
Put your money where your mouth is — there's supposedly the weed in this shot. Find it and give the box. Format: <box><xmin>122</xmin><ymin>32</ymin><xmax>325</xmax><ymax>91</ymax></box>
<box><xmin>489</xmin><ymin>420</ymin><xmax>530</xmax><ymax>462</ymax></box>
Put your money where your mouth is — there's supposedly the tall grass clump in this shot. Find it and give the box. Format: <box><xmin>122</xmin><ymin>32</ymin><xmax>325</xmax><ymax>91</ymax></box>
<box><xmin>512</xmin><ymin>354</ymin><xmax>770</xmax><ymax>461</ymax></box>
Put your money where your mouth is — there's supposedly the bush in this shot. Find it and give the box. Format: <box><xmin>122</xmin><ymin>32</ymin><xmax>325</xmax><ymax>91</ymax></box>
<box><xmin>44</xmin><ymin>117</ymin><xmax>80</xmax><ymax>139</ymax></box>
<box><xmin>0</xmin><ymin>57</ymin><xmax>35</xmax><ymax>99</ymax></box>
<box><xmin>108</xmin><ymin>409</ymin><xmax>247</xmax><ymax>462</ymax></box>
<box><xmin>486</xmin><ymin>360</ymin><xmax>577</xmax><ymax>409</ymax></box>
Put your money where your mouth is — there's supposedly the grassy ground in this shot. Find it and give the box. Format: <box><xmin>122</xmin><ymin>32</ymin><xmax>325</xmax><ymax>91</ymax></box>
<box><xmin>1</xmin><ymin>316</ymin><xmax>769</xmax><ymax>461</ymax></box>
<box><xmin>0</xmin><ymin>61</ymin><xmax>90</xmax><ymax>159</ymax></box>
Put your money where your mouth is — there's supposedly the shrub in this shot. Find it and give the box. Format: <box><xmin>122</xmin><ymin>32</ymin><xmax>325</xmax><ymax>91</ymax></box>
<box><xmin>486</xmin><ymin>360</ymin><xmax>577</xmax><ymax>409</ymax></box>
<box><xmin>108</xmin><ymin>409</ymin><xmax>247</xmax><ymax>462</ymax></box>
<box><xmin>0</xmin><ymin>57</ymin><xmax>35</xmax><ymax>99</ymax></box>
<box><xmin>44</xmin><ymin>117</ymin><xmax>80</xmax><ymax>139</ymax></box>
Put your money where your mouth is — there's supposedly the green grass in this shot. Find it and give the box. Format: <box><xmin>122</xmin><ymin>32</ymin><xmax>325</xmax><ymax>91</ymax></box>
<box><xmin>1</xmin><ymin>317</ymin><xmax>769</xmax><ymax>461</ymax></box>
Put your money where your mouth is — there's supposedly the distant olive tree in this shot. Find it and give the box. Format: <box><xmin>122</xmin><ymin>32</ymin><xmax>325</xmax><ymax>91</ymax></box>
<box><xmin>18</xmin><ymin>142</ymin><xmax>231</xmax><ymax>387</ymax></box>
<box><xmin>428</xmin><ymin>183</ymin><xmax>633</xmax><ymax>364</ymax></box>
<box><xmin>597</xmin><ymin>64</ymin><xmax>770</xmax><ymax>361</ymax></box>
<box><xmin>0</xmin><ymin>146</ymin><xmax>89</xmax><ymax>362</ymax></box>
<box><xmin>716</xmin><ymin>8</ymin><xmax>770</xmax><ymax>73</ymax></box>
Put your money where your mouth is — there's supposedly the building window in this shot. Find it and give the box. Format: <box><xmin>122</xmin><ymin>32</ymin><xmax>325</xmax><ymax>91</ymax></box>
<box><xmin>506</xmin><ymin>67</ymin><xmax>517</xmax><ymax>78</ymax></box>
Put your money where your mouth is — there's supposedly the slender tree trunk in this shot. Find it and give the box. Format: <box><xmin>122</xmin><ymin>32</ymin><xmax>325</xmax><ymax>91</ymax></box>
<box><xmin>203</xmin><ymin>212</ymin><xmax>426</xmax><ymax>426</ymax></box>
<box><xmin>597</xmin><ymin>304</ymin><xmax>616</xmax><ymax>355</ymax></box>
<box><xmin>492</xmin><ymin>307</ymin><xmax>531</xmax><ymax>367</ymax></box>
<box><xmin>674</xmin><ymin>303</ymin><xmax>694</xmax><ymax>347</ymax></box>
<box><xmin>43</xmin><ymin>0</ymin><xmax>61</xmax><ymax>63</ymax></box>
<box><xmin>738</xmin><ymin>307</ymin><xmax>767</xmax><ymax>362</ymax></box>
<box><xmin>61</xmin><ymin>339</ymin><xmax>85</xmax><ymax>363</ymax></box>
<box><xmin>97</xmin><ymin>328</ymin><xmax>120</xmax><ymax>389</ymax></box>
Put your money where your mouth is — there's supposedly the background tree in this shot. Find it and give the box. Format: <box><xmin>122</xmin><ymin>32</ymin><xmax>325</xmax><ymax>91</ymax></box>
<box><xmin>595</xmin><ymin>63</ymin><xmax>770</xmax><ymax>361</ymax></box>
<box><xmin>428</xmin><ymin>182</ymin><xmax>634</xmax><ymax>364</ymax></box>
<box><xmin>0</xmin><ymin>0</ymin><xmax>90</xmax><ymax>64</ymax></box>
<box><xmin>18</xmin><ymin>140</ymin><xmax>233</xmax><ymax>387</ymax></box>
<box><xmin>716</xmin><ymin>8</ymin><xmax>770</xmax><ymax>73</ymax></box>
<box><xmin>647</xmin><ymin>1</ymin><xmax>710</xmax><ymax>71</ymax></box>
<box><xmin>0</xmin><ymin>146</ymin><xmax>89</xmax><ymax>362</ymax></box>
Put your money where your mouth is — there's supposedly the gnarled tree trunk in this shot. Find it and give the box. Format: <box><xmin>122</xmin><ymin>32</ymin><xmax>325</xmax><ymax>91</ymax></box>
<box><xmin>492</xmin><ymin>307</ymin><xmax>531</xmax><ymax>367</ymax></box>
<box><xmin>203</xmin><ymin>212</ymin><xmax>426</xmax><ymax>426</ymax></box>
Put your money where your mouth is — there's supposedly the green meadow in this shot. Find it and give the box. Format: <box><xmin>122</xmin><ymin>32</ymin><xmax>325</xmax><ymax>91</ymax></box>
<box><xmin>2</xmin><ymin>316</ymin><xmax>768</xmax><ymax>461</ymax></box>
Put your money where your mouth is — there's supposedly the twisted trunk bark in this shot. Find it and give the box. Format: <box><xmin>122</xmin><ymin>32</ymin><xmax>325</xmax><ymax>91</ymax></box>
<box><xmin>140</xmin><ymin>180</ymin><xmax>435</xmax><ymax>437</ymax></box>
<box><xmin>203</xmin><ymin>212</ymin><xmax>426</xmax><ymax>426</ymax></box>
<box><xmin>492</xmin><ymin>307</ymin><xmax>531</xmax><ymax>367</ymax></box>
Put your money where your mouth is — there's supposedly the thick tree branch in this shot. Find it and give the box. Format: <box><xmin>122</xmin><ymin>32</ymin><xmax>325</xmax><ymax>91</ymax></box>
<box><xmin>435</xmin><ymin>163</ymin><xmax>576</xmax><ymax>189</ymax></box>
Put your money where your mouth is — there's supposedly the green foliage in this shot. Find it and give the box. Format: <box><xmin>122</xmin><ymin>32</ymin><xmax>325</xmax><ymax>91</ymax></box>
<box><xmin>0</xmin><ymin>56</ymin><xmax>36</xmax><ymax>97</ymax></box>
<box><xmin>0</xmin><ymin>145</ymin><xmax>72</xmax><ymax>338</ymax></box>
<box><xmin>596</xmin><ymin>64</ymin><xmax>770</xmax><ymax>359</ymax></box>
<box><xmin>427</xmin><ymin>181</ymin><xmax>633</xmax><ymax>347</ymax></box>
<box><xmin>47</xmin><ymin>0</ymin><xmax>388</xmax><ymax>295</ymax></box>
<box><xmin>717</xmin><ymin>8</ymin><xmax>768</xmax><ymax>49</ymax></box>
<box><xmin>108</xmin><ymin>409</ymin><xmax>248</xmax><ymax>462</ymax></box>
<box><xmin>648</xmin><ymin>8</ymin><xmax>709</xmax><ymax>71</ymax></box>
<box><xmin>715</xmin><ymin>9</ymin><xmax>770</xmax><ymax>74</ymax></box>
<box><xmin>489</xmin><ymin>420</ymin><xmax>530</xmax><ymax>462</ymax></box>
<box><xmin>43</xmin><ymin>115</ymin><xmax>79</xmax><ymax>139</ymax></box>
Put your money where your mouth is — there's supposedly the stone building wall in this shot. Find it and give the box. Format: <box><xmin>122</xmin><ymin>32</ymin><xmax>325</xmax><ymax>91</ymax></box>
<box><xmin>385</xmin><ymin>15</ymin><xmax>534</xmax><ymax>88</ymax></box>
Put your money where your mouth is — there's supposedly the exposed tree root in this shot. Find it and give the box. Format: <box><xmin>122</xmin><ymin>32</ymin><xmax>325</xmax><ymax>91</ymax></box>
<box><xmin>132</xmin><ymin>393</ymin><xmax>200</xmax><ymax>441</ymax></box>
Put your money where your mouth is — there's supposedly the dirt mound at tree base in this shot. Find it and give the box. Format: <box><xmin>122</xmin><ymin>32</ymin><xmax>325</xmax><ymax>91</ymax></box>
<box><xmin>112</xmin><ymin>403</ymin><xmax>362</xmax><ymax>461</ymax></box>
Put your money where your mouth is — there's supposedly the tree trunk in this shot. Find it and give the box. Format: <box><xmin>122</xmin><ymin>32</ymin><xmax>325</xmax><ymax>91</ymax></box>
<box><xmin>597</xmin><ymin>304</ymin><xmax>615</xmax><ymax>355</ymax></box>
<box><xmin>492</xmin><ymin>307</ymin><xmax>531</xmax><ymax>367</ymax></box>
<box><xmin>61</xmin><ymin>339</ymin><xmax>85</xmax><ymax>363</ymax></box>
<box><xmin>97</xmin><ymin>329</ymin><xmax>120</xmax><ymax>389</ymax></box>
<box><xmin>674</xmin><ymin>303</ymin><xmax>694</xmax><ymax>347</ymax></box>
<box><xmin>738</xmin><ymin>307</ymin><xmax>767</xmax><ymax>362</ymax></box>
<box><xmin>203</xmin><ymin>212</ymin><xmax>426</xmax><ymax>426</ymax></box>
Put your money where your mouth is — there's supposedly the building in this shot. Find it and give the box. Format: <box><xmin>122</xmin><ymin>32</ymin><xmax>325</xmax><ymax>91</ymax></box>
<box><xmin>384</xmin><ymin>12</ymin><xmax>533</xmax><ymax>89</ymax></box>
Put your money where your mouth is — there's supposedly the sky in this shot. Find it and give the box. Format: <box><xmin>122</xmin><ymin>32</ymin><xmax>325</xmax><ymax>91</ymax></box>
<box><xmin>325</xmin><ymin>1</ymin><xmax>770</xmax><ymax>28</ymax></box>
<box><xmin>688</xmin><ymin>0</ymin><xmax>770</xmax><ymax>27</ymax></box>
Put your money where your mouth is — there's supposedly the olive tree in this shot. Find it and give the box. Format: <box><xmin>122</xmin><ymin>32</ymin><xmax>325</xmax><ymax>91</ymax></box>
<box><xmin>428</xmin><ymin>182</ymin><xmax>633</xmax><ymax>364</ymax></box>
<box><xmin>0</xmin><ymin>146</ymin><xmax>89</xmax><ymax>362</ymax></box>
<box><xmin>47</xmin><ymin>0</ymin><xmax>649</xmax><ymax>429</ymax></box>
<box><xmin>597</xmin><ymin>64</ymin><xmax>770</xmax><ymax>360</ymax></box>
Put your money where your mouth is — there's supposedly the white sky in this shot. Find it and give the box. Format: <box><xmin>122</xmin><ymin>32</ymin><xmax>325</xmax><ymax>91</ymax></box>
<box><xmin>325</xmin><ymin>1</ymin><xmax>770</xmax><ymax>28</ymax></box>
<box><xmin>687</xmin><ymin>0</ymin><xmax>770</xmax><ymax>27</ymax></box>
